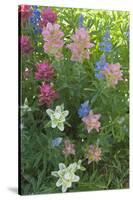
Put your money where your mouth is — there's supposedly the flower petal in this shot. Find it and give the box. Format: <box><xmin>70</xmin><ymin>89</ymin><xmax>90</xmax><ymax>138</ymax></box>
<box><xmin>51</xmin><ymin>121</ymin><xmax>57</xmax><ymax>128</ymax></box>
<box><xmin>58</xmin><ymin>122</ymin><xmax>64</xmax><ymax>131</ymax></box>
<box><xmin>46</xmin><ymin>109</ymin><xmax>54</xmax><ymax>118</ymax></box>
<box><xmin>69</xmin><ymin>163</ymin><xmax>77</xmax><ymax>171</ymax></box>
<box><xmin>56</xmin><ymin>178</ymin><xmax>62</xmax><ymax>187</ymax></box>
<box><xmin>62</xmin><ymin>110</ymin><xmax>69</xmax><ymax>118</ymax></box>
<box><xmin>59</xmin><ymin>163</ymin><xmax>66</xmax><ymax>170</ymax></box>
<box><xmin>55</xmin><ymin>106</ymin><xmax>62</xmax><ymax>113</ymax></box>
<box><xmin>62</xmin><ymin>185</ymin><xmax>67</xmax><ymax>193</ymax></box>
<box><xmin>66</xmin><ymin>181</ymin><xmax>72</xmax><ymax>188</ymax></box>
<box><xmin>51</xmin><ymin>171</ymin><xmax>59</xmax><ymax>177</ymax></box>
<box><xmin>73</xmin><ymin>175</ymin><xmax>80</xmax><ymax>182</ymax></box>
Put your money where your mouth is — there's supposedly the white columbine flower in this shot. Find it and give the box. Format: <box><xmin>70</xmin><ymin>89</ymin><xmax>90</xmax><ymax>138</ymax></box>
<box><xmin>21</xmin><ymin>98</ymin><xmax>31</xmax><ymax>116</ymax></box>
<box><xmin>51</xmin><ymin>160</ymin><xmax>85</xmax><ymax>192</ymax></box>
<box><xmin>46</xmin><ymin>104</ymin><xmax>69</xmax><ymax>131</ymax></box>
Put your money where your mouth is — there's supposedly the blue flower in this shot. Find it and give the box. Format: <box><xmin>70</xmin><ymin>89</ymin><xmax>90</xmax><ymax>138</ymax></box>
<box><xmin>32</xmin><ymin>5</ymin><xmax>38</xmax><ymax>10</ymax></box>
<box><xmin>52</xmin><ymin>137</ymin><xmax>63</xmax><ymax>147</ymax></box>
<box><xmin>95</xmin><ymin>72</ymin><xmax>104</xmax><ymax>79</ymax></box>
<box><xmin>95</xmin><ymin>55</ymin><xmax>108</xmax><ymax>79</ymax></box>
<box><xmin>78</xmin><ymin>14</ymin><xmax>84</xmax><ymax>28</ymax></box>
<box><xmin>29</xmin><ymin>6</ymin><xmax>41</xmax><ymax>34</ymax></box>
<box><xmin>78</xmin><ymin>101</ymin><xmax>90</xmax><ymax>118</ymax></box>
<box><xmin>99</xmin><ymin>29</ymin><xmax>112</xmax><ymax>52</ymax></box>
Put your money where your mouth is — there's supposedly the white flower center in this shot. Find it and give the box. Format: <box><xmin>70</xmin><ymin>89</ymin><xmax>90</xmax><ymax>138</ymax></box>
<box><xmin>64</xmin><ymin>172</ymin><xmax>71</xmax><ymax>180</ymax></box>
<box><xmin>54</xmin><ymin>112</ymin><xmax>61</xmax><ymax>119</ymax></box>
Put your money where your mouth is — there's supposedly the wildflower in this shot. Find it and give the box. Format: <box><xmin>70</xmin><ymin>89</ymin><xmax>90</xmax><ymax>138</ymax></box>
<box><xmin>35</xmin><ymin>61</ymin><xmax>54</xmax><ymax>80</ymax></box>
<box><xmin>29</xmin><ymin>6</ymin><xmax>41</xmax><ymax>33</ymax></box>
<box><xmin>82</xmin><ymin>110</ymin><xmax>101</xmax><ymax>133</ymax></box>
<box><xmin>78</xmin><ymin>101</ymin><xmax>90</xmax><ymax>118</ymax></box>
<box><xmin>20</xmin><ymin>36</ymin><xmax>33</xmax><ymax>55</ymax></box>
<box><xmin>51</xmin><ymin>160</ymin><xmax>85</xmax><ymax>192</ymax></box>
<box><xmin>99</xmin><ymin>29</ymin><xmax>112</xmax><ymax>52</ymax></box>
<box><xmin>46</xmin><ymin>104</ymin><xmax>69</xmax><ymax>131</ymax></box>
<box><xmin>95</xmin><ymin>55</ymin><xmax>108</xmax><ymax>79</ymax></box>
<box><xmin>62</xmin><ymin>140</ymin><xmax>75</xmax><ymax>156</ymax></box>
<box><xmin>78</xmin><ymin>14</ymin><xmax>84</xmax><ymax>28</ymax></box>
<box><xmin>67</xmin><ymin>27</ymin><xmax>94</xmax><ymax>62</ymax></box>
<box><xmin>21</xmin><ymin>98</ymin><xmax>31</xmax><ymax>117</ymax></box>
<box><xmin>40</xmin><ymin>7</ymin><xmax>57</xmax><ymax>28</ymax></box>
<box><xmin>19</xmin><ymin>5</ymin><xmax>32</xmax><ymax>23</ymax></box>
<box><xmin>23</xmin><ymin>67</ymin><xmax>32</xmax><ymax>80</ymax></box>
<box><xmin>42</xmin><ymin>23</ymin><xmax>64</xmax><ymax>59</ymax></box>
<box><xmin>86</xmin><ymin>144</ymin><xmax>102</xmax><ymax>164</ymax></box>
<box><xmin>76</xmin><ymin>160</ymin><xmax>85</xmax><ymax>170</ymax></box>
<box><xmin>39</xmin><ymin>83</ymin><xmax>58</xmax><ymax>106</ymax></box>
<box><xmin>52</xmin><ymin>137</ymin><xmax>63</xmax><ymax>147</ymax></box>
<box><xmin>102</xmin><ymin>63</ymin><xmax>123</xmax><ymax>87</ymax></box>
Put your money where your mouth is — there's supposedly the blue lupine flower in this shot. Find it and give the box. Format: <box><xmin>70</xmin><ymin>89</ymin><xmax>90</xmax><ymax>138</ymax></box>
<box><xmin>78</xmin><ymin>14</ymin><xmax>84</xmax><ymax>28</ymax></box>
<box><xmin>29</xmin><ymin>6</ymin><xmax>41</xmax><ymax>34</ymax></box>
<box><xmin>78</xmin><ymin>101</ymin><xmax>90</xmax><ymax>118</ymax></box>
<box><xmin>95</xmin><ymin>55</ymin><xmax>108</xmax><ymax>79</ymax></box>
<box><xmin>95</xmin><ymin>72</ymin><xmax>104</xmax><ymax>79</ymax></box>
<box><xmin>52</xmin><ymin>137</ymin><xmax>63</xmax><ymax>147</ymax></box>
<box><xmin>99</xmin><ymin>29</ymin><xmax>112</xmax><ymax>52</ymax></box>
<box><xmin>32</xmin><ymin>5</ymin><xmax>38</xmax><ymax>10</ymax></box>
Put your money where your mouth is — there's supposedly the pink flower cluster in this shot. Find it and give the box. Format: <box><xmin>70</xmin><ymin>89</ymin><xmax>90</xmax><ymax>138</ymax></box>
<box><xmin>62</xmin><ymin>140</ymin><xmax>75</xmax><ymax>156</ymax></box>
<box><xmin>82</xmin><ymin>111</ymin><xmax>101</xmax><ymax>133</ymax></box>
<box><xmin>35</xmin><ymin>61</ymin><xmax>55</xmax><ymax>81</ymax></box>
<box><xmin>39</xmin><ymin>83</ymin><xmax>58</xmax><ymax>106</ymax></box>
<box><xmin>67</xmin><ymin>27</ymin><xmax>94</xmax><ymax>62</ymax></box>
<box><xmin>42</xmin><ymin>23</ymin><xmax>64</xmax><ymax>59</ymax></box>
<box><xmin>86</xmin><ymin>144</ymin><xmax>102</xmax><ymax>164</ymax></box>
<box><xmin>40</xmin><ymin>7</ymin><xmax>57</xmax><ymax>28</ymax></box>
<box><xmin>102</xmin><ymin>63</ymin><xmax>123</xmax><ymax>87</ymax></box>
<box><xmin>19</xmin><ymin>5</ymin><xmax>32</xmax><ymax>23</ymax></box>
<box><xmin>20</xmin><ymin>36</ymin><xmax>33</xmax><ymax>55</ymax></box>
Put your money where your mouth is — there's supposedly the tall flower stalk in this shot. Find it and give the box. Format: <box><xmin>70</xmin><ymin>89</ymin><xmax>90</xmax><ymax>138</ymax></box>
<box><xmin>67</xmin><ymin>27</ymin><xmax>94</xmax><ymax>62</ymax></box>
<box><xmin>42</xmin><ymin>23</ymin><xmax>64</xmax><ymax>59</ymax></box>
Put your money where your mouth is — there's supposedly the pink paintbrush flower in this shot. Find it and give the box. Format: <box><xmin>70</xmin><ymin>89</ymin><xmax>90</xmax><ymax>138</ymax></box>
<box><xmin>82</xmin><ymin>111</ymin><xmax>101</xmax><ymax>133</ymax></box>
<box><xmin>40</xmin><ymin>7</ymin><xmax>57</xmax><ymax>28</ymax></box>
<box><xmin>62</xmin><ymin>140</ymin><xmax>76</xmax><ymax>156</ymax></box>
<box><xmin>86</xmin><ymin>144</ymin><xmax>102</xmax><ymax>164</ymax></box>
<box><xmin>35</xmin><ymin>61</ymin><xmax>55</xmax><ymax>81</ymax></box>
<box><xmin>67</xmin><ymin>27</ymin><xmax>94</xmax><ymax>62</ymax></box>
<box><xmin>39</xmin><ymin>83</ymin><xmax>58</xmax><ymax>106</ymax></box>
<box><xmin>42</xmin><ymin>23</ymin><xmax>64</xmax><ymax>59</ymax></box>
<box><xmin>102</xmin><ymin>63</ymin><xmax>123</xmax><ymax>87</ymax></box>
<box><xmin>19</xmin><ymin>5</ymin><xmax>32</xmax><ymax>23</ymax></box>
<box><xmin>20</xmin><ymin>36</ymin><xmax>33</xmax><ymax>55</ymax></box>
